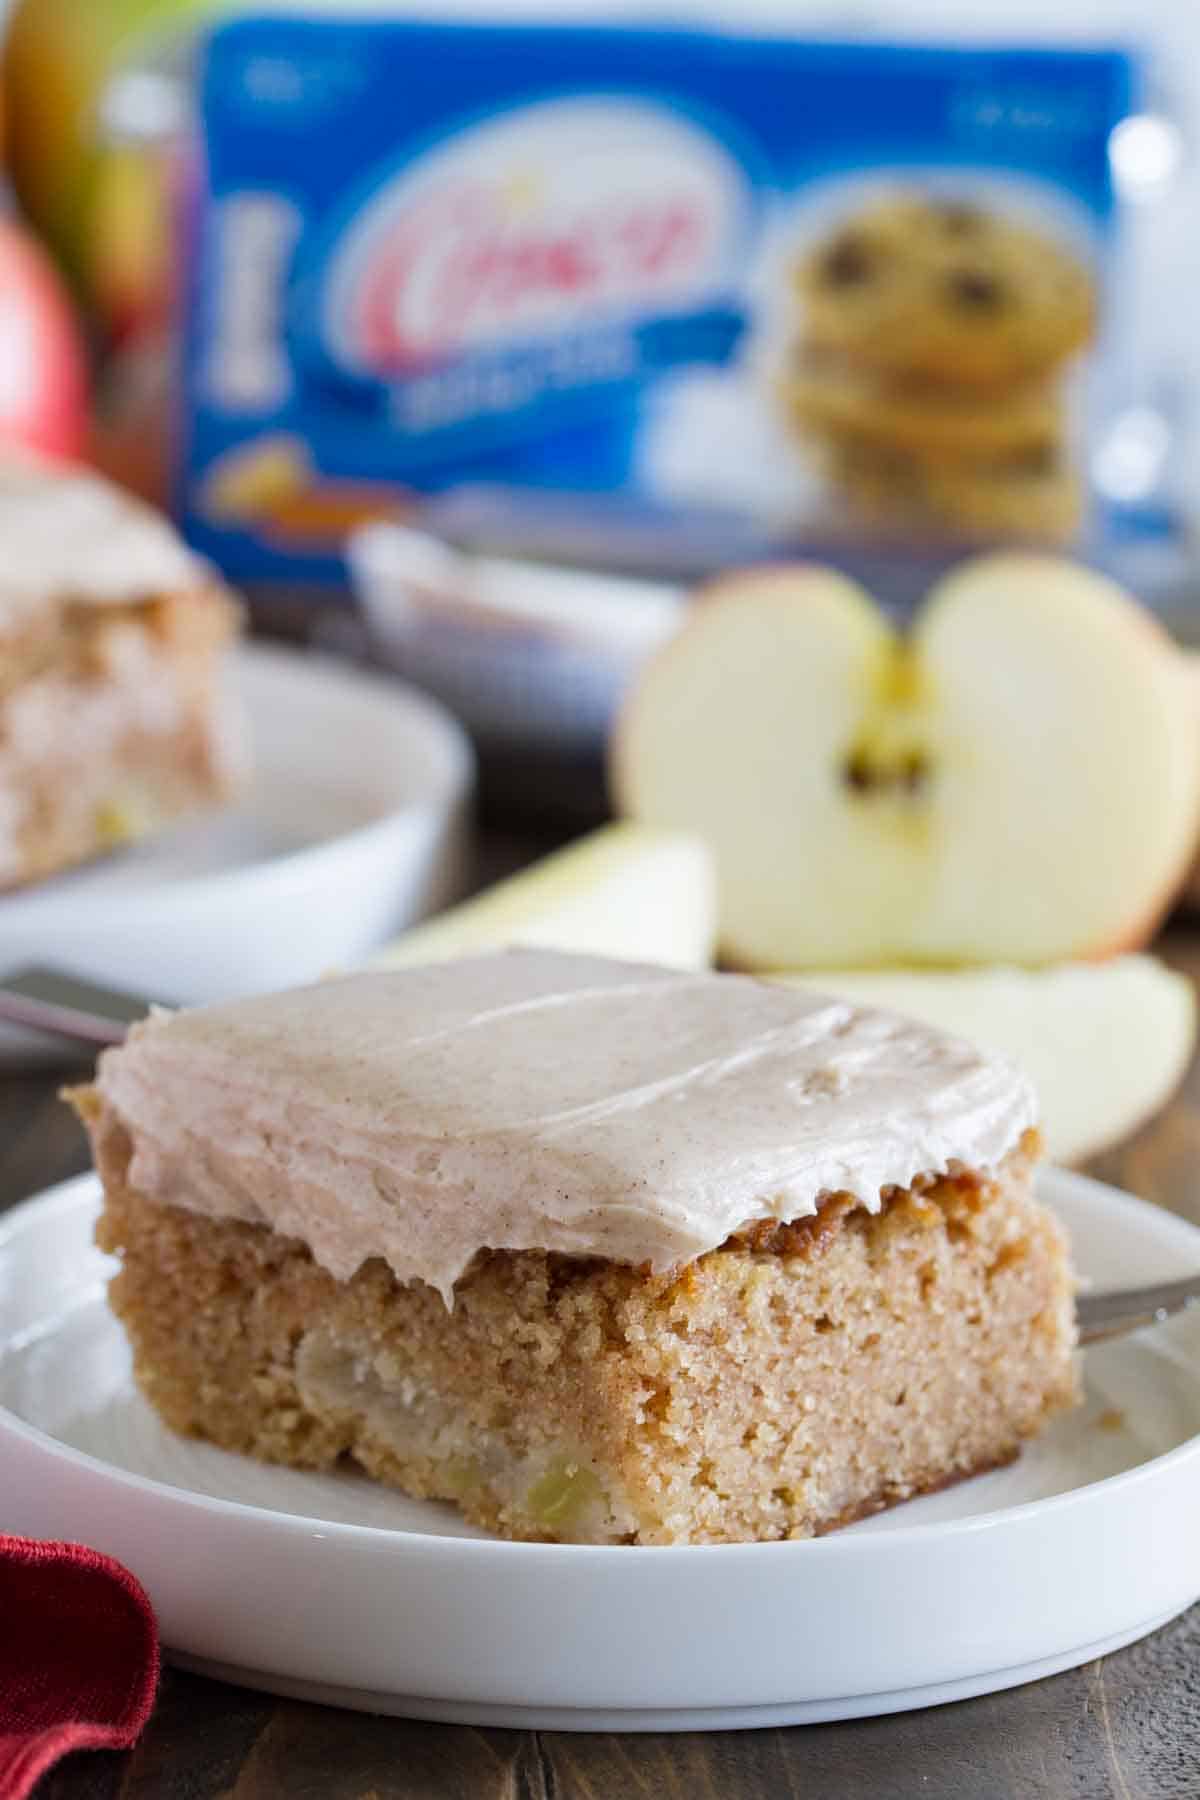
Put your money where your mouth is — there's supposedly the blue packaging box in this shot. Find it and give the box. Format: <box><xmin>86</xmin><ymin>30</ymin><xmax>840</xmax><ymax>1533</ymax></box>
<box><xmin>178</xmin><ymin>15</ymin><xmax>1138</xmax><ymax>587</ymax></box>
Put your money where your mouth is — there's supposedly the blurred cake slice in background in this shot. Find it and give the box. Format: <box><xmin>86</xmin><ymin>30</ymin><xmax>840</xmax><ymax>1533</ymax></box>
<box><xmin>0</xmin><ymin>453</ymin><xmax>245</xmax><ymax>889</ymax></box>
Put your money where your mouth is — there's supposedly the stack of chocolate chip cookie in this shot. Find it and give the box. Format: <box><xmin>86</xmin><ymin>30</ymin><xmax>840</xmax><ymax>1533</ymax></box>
<box><xmin>783</xmin><ymin>194</ymin><xmax>1096</xmax><ymax>542</ymax></box>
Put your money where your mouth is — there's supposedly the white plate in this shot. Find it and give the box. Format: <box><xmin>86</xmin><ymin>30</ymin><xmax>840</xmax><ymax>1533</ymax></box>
<box><xmin>2</xmin><ymin>1167</ymin><xmax>1199</xmax><ymax>1732</ymax></box>
<box><xmin>0</xmin><ymin>644</ymin><xmax>473</xmax><ymax>1061</ymax></box>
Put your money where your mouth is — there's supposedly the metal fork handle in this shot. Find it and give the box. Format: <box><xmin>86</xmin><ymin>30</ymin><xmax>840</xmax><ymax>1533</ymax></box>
<box><xmin>1077</xmin><ymin>1274</ymin><xmax>1200</xmax><ymax>1345</ymax></box>
<box><xmin>0</xmin><ymin>967</ymin><xmax>158</xmax><ymax>1047</ymax></box>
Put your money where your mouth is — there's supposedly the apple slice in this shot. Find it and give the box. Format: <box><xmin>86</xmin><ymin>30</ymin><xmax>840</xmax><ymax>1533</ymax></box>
<box><xmin>374</xmin><ymin>822</ymin><xmax>716</xmax><ymax>970</ymax></box>
<box><xmin>776</xmin><ymin>955</ymin><xmax>1195</xmax><ymax>1165</ymax></box>
<box><xmin>613</xmin><ymin>555</ymin><xmax>1200</xmax><ymax>968</ymax></box>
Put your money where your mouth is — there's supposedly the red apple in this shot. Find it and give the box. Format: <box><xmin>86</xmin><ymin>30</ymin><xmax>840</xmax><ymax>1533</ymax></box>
<box><xmin>2</xmin><ymin>0</ymin><xmax>221</xmax><ymax>344</ymax></box>
<box><xmin>0</xmin><ymin>213</ymin><xmax>90</xmax><ymax>460</ymax></box>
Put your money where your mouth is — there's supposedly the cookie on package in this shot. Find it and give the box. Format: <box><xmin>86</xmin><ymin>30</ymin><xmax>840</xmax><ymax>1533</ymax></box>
<box><xmin>823</xmin><ymin>438</ymin><xmax>1083</xmax><ymax>543</ymax></box>
<box><xmin>796</xmin><ymin>194</ymin><xmax>1095</xmax><ymax>385</ymax></box>
<box><xmin>782</xmin><ymin>348</ymin><xmax>1065</xmax><ymax>458</ymax></box>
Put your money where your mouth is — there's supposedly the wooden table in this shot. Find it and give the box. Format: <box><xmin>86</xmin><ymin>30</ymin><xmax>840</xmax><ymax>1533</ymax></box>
<box><xmin>6</xmin><ymin>939</ymin><xmax>1200</xmax><ymax>1800</ymax></box>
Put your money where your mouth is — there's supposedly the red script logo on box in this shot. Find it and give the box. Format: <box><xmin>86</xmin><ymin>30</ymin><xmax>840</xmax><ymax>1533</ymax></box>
<box><xmin>323</xmin><ymin>99</ymin><xmax>752</xmax><ymax>375</ymax></box>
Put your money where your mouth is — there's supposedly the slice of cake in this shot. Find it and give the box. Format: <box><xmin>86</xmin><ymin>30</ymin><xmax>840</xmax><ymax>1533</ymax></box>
<box><xmin>70</xmin><ymin>950</ymin><xmax>1078</xmax><ymax>1545</ymax></box>
<box><xmin>0</xmin><ymin>452</ymin><xmax>243</xmax><ymax>889</ymax></box>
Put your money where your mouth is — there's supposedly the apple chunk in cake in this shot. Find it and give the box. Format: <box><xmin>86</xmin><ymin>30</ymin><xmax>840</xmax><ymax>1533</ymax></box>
<box><xmin>71</xmin><ymin>950</ymin><xmax>1078</xmax><ymax>1545</ymax></box>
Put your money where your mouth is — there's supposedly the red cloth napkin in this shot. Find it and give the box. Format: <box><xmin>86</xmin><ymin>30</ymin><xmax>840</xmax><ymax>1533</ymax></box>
<box><xmin>0</xmin><ymin>1535</ymin><xmax>159</xmax><ymax>1800</ymax></box>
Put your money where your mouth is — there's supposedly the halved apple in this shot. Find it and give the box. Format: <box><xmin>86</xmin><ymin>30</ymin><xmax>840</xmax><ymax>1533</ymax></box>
<box><xmin>374</xmin><ymin>822</ymin><xmax>716</xmax><ymax>970</ymax></box>
<box><xmin>777</xmin><ymin>956</ymin><xmax>1194</xmax><ymax>1165</ymax></box>
<box><xmin>613</xmin><ymin>555</ymin><xmax>1200</xmax><ymax>968</ymax></box>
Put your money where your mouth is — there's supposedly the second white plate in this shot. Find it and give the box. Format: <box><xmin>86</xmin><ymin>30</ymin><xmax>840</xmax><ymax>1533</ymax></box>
<box><xmin>1</xmin><ymin>1166</ymin><xmax>1199</xmax><ymax>1730</ymax></box>
<box><xmin>0</xmin><ymin>643</ymin><xmax>474</xmax><ymax>1060</ymax></box>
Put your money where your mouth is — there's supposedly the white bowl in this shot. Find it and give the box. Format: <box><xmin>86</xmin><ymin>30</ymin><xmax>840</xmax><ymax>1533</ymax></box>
<box><xmin>350</xmin><ymin>521</ymin><xmax>682</xmax><ymax>753</ymax></box>
<box><xmin>0</xmin><ymin>642</ymin><xmax>473</xmax><ymax>1044</ymax></box>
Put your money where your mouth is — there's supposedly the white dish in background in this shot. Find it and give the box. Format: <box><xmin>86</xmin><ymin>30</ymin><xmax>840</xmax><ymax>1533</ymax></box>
<box><xmin>351</xmin><ymin>521</ymin><xmax>683</xmax><ymax>753</ymax></box>
<box><xmin>2</xmin><ymin>1167</ymin><xmax>1198</xmax><ymax>1731</ymax></box>
<box><xmin>0</xmin><ymin>642</ymin><xmax>474</xmax><ymax>1060</ymax></box>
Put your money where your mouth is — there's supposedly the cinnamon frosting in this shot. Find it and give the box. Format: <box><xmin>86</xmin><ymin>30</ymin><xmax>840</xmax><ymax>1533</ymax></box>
<box><xmin>0</xmin><ymin>452</ymin><xmax>206</xmax><ymax>630</ymax></box>
<box><xmin>93</xmin><ymin>949</ymin><xmax>1038</xmax><ymax>1303</ymax></box>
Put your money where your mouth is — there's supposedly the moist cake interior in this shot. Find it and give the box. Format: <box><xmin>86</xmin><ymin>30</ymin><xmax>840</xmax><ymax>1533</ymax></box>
<box><xmin>79</xmin><ymin>1103</ymin><xmax>1076</xmax><ymax>1547</ymax></box>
